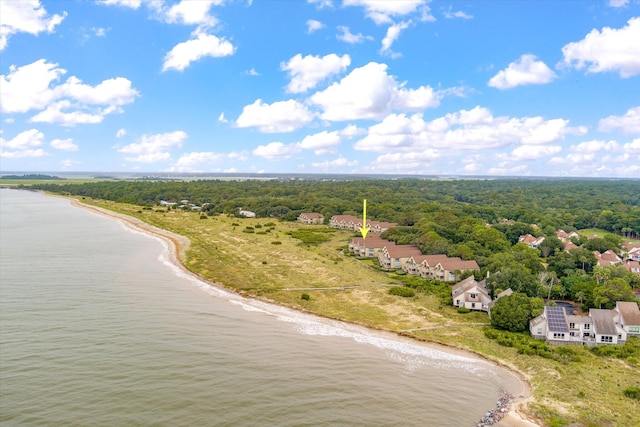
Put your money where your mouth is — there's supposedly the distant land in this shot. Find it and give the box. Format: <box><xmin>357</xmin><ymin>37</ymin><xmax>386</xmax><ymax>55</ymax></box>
<box><xmin>0</xmin><ymin>174</ymin><xmax>65</xmax><ymax>180</ymax></box>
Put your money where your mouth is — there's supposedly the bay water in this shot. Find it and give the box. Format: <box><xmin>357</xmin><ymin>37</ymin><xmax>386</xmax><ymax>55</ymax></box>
<box><xmin>0</xmin><ymin>189</ymin><xmax>521</xmax><ymax>426</ymax></box>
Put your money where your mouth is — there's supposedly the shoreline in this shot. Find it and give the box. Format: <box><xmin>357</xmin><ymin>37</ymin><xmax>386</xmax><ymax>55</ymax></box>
<box><xmin>69</xmin><ymin>196</ymin><xmax>542</xmax><ymax>427</ymax></box>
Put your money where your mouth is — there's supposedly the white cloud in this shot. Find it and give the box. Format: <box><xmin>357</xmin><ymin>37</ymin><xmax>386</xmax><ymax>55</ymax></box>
<box><xmin>246</xmin><ymin>68</ymin><xmax>259</xmax><ymax>76</ymax></box>
<box><xmin>307</xmin><ymin>0</ymin><xmax>334</xmax><ymax>8</ymax></box>
<box><xmin>336</xmin><ymin>26</ymin><xmax>373</xmax><ymax>44</ymax></box>
<box><xmin>443</xmin><ymin>8</ymin><xmax>473</xmax><ymax>20</ymax></box>
<box><xmin>511</xmin><ymin>144</ymin><xmax>562</xmax><ymax>160</ymax></box>
<box><xmin>312</xmin><ymin>157</ymin><xmax>358</xmax><ymax>169</ymax></box>
<box><xmin>116</xmin><ymin>128</ymin><xmax>127</xmax><ymax>138</ymax></box>
<box><xmin>51</xmin><ymin>138</ymin><xmax>78</xmax><ymax>151</ymax></box>
<box><xmin>307</xmin><ymin>19</ymin><xmax>324</xmax><ymax>33</ymax></box>
<box><xmin>299</xmin><ymin>130</ymin><xmax>341</xmax><ymax>154</ymax></box>
<box><xmin>60</xmin><ymin>158</ymin><xmax>82</xmax><ymax>168</ymax></box>
<box><xmin>252</xmin><ymin>142</ymin><xmax>301</xmax><ymax>160</ymax></box>
<box><xmin>380</xmin><ymin>21</ymin><xmax>411</xmax><ymax>56</ymax></box>
<box><xmin>570</xmin><ymin>139</ymin><xmax>620</xmax><ymax>153</ymax></box>
<box><xmin>164</xmin><ymin>0</ymin><xmax>219</xmax><ymax>27</ymax></box>
<box><xmin>173</xmin><ymin>151</ymin><xmax>224</xmax><ymax>169</ymax></box>
<box><xmin>1</xmin><ymin>59</ymin><xmax>138</xmax><ymax>126</ymax></box>
<box><xmin>236</xmin><ymin>99</ymin><xmax>314</xmax><ymax>133</ymax></box>
<box><xmin>598</xmin><ymin>106</ymin><xmax>640</xmax><ymax>134</ymax></box>
<box><xmin>162</xmin><ymin>32</ymin><xmax>235</xmax><ymax>72</ymax></box>
<box><xmin>608</xmin><ymin>0</ymin><xmax>630</xmax><ymax>7</ymax></box>
<box><xmin>561</xmin><ymin>17</ymin><xmax>640</xmax><ymax>78</ymax></box>
<box><xmin>0</xmin><ymin>59</ymin><xmax>64</xmax><ymax>113</ymax></box>
<box><xmin>218</xmin><ymin>112</ymin><xmax>229</xmax><ymax>123</ymax></box>
<box><xmin>281</xmin><ymin>53</ymin><xmax>351</xmax><ymax>93</ymax></box>
<box><xmin>344</xmin><ymin>0</ymin><xmax>426</xmax><ymax>25</ymax></box>
<box><xmin>0</xmin><ymin>129</ymin><xmax>48</xmax><ymax>158</ymax></box>
<box><xmin>488</xmin><ymin>54</ymin><xmax>556</xmax><ymax>89</ymax></box>
<box><xmin>0</xmin><ymin>0</ymin><xmax>66</xmax><ymax>51</ymax></box>
<box><xmin>117</xmin><ymin>130</ymin><xmax>187</xmax><ymax>162</ymax></box>
<box><xmin>97</xmin><ymin>0</ymin><xmax>142</xmax><ymax>9</ymax></box>
<box><xmin>354</xmin><ymin>107</ymin><xmax>586</xmax><ymax>154</ymax></box>
<box><xmin>310</xmin><ymin>62</ymin><xmax>442</xmax><ymax>121</ymax></box>
<box><xmin>30</xmin><ymin>101</ymin><xmax>109</xmax><ymax>126</ymax></box>
<box><xmin>624</xmin><ymin>138</ymin><xmax>640</xmax><ymax>155</ymax></box>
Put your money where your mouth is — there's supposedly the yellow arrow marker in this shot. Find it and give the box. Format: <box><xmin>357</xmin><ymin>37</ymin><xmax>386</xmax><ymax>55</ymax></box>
<box><xmin>359</xmin><ymin>199</ymin><xmax>369</xmax><ymax>239</ymax></box>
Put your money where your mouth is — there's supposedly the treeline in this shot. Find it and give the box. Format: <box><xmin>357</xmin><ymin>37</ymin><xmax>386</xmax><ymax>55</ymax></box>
<box><xmin>32</xmin><ymin>178</ymin><xmax>640</xmax><ymax>309</ymax></box>
<box><xmin>32</xmin><ymin>178</ymin><xmax>640</xmax><ymax>235</ymax></box>
<box><xmin>2</xmin><ymin>174</ymin><xmax>64</xmax><ymax>180</ymax></box>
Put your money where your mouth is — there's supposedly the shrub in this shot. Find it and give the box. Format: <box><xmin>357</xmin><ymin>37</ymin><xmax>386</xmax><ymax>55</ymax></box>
<box><xmin>271</xmin><ymin>241</ymin><xmax>282</xmax><ymax>245</ymax></box>
<box><xmin>261</xmin><ymin>261</ymin><xmax>267</xmax><ymax>264</ymax></box>
<box><xmin>457</xmin><ymin>307</ymin><xmax>471</xmax><ymax>314</ymax></box>
<box><xmin>200</xmin><ymin>215</ymin><xmax>208</xmax><ymax>219</ymax></box>
<box><xmin>623</xmin><ymin>386</ymin><xmax>640</xmax><ymax>400</ymax></box>
<box><xmin>301</xmin><ymin>293</ymin><xmax>310</xmax><ymax>301</ymax></box>
<box><xmin>388</xmin><ymin>286</ymin><xmax>415</xmax><ymax>298</ymax></box>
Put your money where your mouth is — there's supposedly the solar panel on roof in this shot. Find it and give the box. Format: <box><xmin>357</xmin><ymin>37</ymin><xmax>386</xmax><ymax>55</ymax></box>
<box><xmin>547</xmin><ymin>306</ymin><xmax>569</xmax><ymax>332</ymax></box>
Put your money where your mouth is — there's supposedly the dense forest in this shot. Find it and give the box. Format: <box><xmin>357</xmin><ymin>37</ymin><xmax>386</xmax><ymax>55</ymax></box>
<box><xmin>33</xmin><ymin>178</ymin><xmax>640</xmax><ymax>312</ymax></box>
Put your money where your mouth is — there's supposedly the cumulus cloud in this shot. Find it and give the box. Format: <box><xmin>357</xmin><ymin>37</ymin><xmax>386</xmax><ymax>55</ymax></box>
<box><xmin>0</xmin><ymin>129</ymin><xmax>48</xmax><ymax>158</ymax></box>
<box><xmin>97</xmin><ymin>0</ymin><xmax>142</xmax><ymax>8</ymax></box>
<box><xmin>281</xmin><ymin>53</ymin><xmax>351</xmax><ymax>93</ymax></box>
<box><xmin>598</xmin><ymin>106</ymin><xmax>640</xmax><ymax>134</ymax></box>
<box><xmin>163</xmin><ymin>0</ymin><xmax>219</xmax><ymax>27</ymax></box>
<box><xmin>353</xmin><ymin>106</ymin><xmax>586</xmax><ymax>155</ymax></box>
<box><xmin>1</xmin><ymin>59</ymin><xmax>138</xmax><ymax>126</ymax></box>
<box><xmin>312</xmin><ymin>157</ymin><xmax>358</xmax><ymax>169</ymax></box>
<box><xmin>236</xmin><ymin>99</ymin><xmax>314</xmax><ymax>133</ymax></box>
<box><xmin>344</xmin><ymin>0</ymin><xmax>426</xmax><ymax>25</ymax></box>
<box><xmin>0</xmin><ymin>0</ymin><xmax>66</xmax><ymax>51</ymax></box>
<box><xmin>511</xmin><ymin>144</ymin><xmax>562</xmax><ymax>160</ymax></box>
<box><xmin>117</xmin><ymin>130</ymin><xmax>187</xmax><ymax>162</ymax></box>
<box><xmin>252</xmin><ymin>142</ymin><xmax>301</xmax><ymax>160</ymax></box>
<box><xmin>607</xmin><ymin>0</ymin><xmax>629</xmax><ymax>7</ymax></box>
<box><xmin>488</xmin><ymin>54</ymin><xmax>556</xmax><ymax>89</ymax></box>
<box><xmin>380</xmin><ymin>21</ymin><xmax>411</xmax><ymax>56</ymax></box>
<box><xmin>299</xmin><ymin>130</ymin><xmax>341</xmax><ymax>154</ymax></box>
<box><xmin>162</xmin><ymin>32</ymin><xmax>235</xmax><ymax>72</ymax></box>
<box><xmin>116</xmin><ymin>128</ymin><xmax>127</xmax><ymax>138</ymax></box>
<box><xmin>173</xmin><ymin>151</ymin><xmax>225</xmax><ymax>170</ymax></box>
<box><xmin>307</xmin><ymin>19</ymin><xmax>324</xmax><ymax>33</ymax></box>
<box><xmin>336</xmin><ymin>26</ymin><xmax>373</xmax><ymax>44</ymax></box>
<box><xmin>310</xmin><ymin>62</ymin><xmax>442</xmax><ymax>121</ymax></box>
<box><xmin>561</xmin><ymin>17</ymin><xmax>640</xmax><ymax>78</ymax></box>
<box><xmin>50</xmin><ymin>138</ymin><xmax>78</xmax><ymax>151</ymax></box>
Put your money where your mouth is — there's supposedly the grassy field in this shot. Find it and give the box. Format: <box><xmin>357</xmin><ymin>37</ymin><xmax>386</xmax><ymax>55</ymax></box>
<box><xmin>79</xmin><ymin>198</ymin><xmax>640</xmax><ymax>427</ymax></box>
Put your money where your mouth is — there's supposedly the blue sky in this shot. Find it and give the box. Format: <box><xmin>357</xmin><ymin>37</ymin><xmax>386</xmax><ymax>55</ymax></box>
<box><xmin>1</xmin><ymin>0</ymin><xmax>639</xmax><ymax>177</ymax></box>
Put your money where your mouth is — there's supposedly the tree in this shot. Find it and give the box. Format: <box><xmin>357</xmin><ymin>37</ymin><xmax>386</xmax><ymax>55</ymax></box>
<box><xmin>538</xmin><ymin>236</ymin><xmax>563</xmax><ymax>258</ymax></box>
<box><xmin>592</xmin><ymin>278</ymin><xmax>637</xmax><ymax>309</ymax></box>
<box><xmin>487</xmin><ymin>268</ymin><xmax>541</xmax><ymax>298</ymax></box>
<box><xmin>490</xmin><ymin>293</ymin><xmax>543</xmax><ymax>332</ymax></box>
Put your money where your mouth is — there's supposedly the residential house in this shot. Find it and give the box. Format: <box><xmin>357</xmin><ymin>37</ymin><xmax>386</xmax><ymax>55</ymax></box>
<box><xmin>403</xmin><ymin>254</ymin><xmax>449</xmax><ymax>277</ymax></box>
<box><xmin>377</xmin><ymin>244</ymin><xmax>422</xmax><ymax>270</ymax></box>
<box><xmin>518</xmin><ymin>234</ymin><xmax>546</xmax><ymax>248</ymax></box>
<box><xmin>530</xmin><ymin>304</ymin><xmax>630</xmax><ymax>345</ymax></box>
<box><xmin>613</xmin><ymin>301</ymin><xmax>640</xmax><ymax>337</ymax></box>
<box><xmin>298</xmin><ymin>212</ymin><xmax>325</xmax><ymax>224</ymax></box>
<box><xmin>349</xmin><ymin>236</ymin><xmax>390</xmax><ymax>258</ymax></box>
<box><xmin>625</xmin><ymin>245</ymin><xmax>640</xmax><ymax>262</ymax></box>
<box><xmin>556</xmin><ymin>229</ymin><xmax>579</xmax><ymax>242</ymax></box>
<box><xmin>417</xmin><ymin>255</ymin><xmax>453</xmax><ymax>278</ymax></box>
<box><xmin>626</xmin><ymin>260</ymin><xmax>640</xmax><ymax>276</ymax></box>
<box><xmin>563</xmin><ymin>241</ymin><xmax>579</xmax><ymax>252</ymax></box>
<box><xmin>431</xmin><ymin>258</ymin><xmax>480</xmax><ymax>282</ymax></box>
<box><xmin>451</xmin><ymin>276</ymin><xmax>492</xmax><ymax>312</ymax></box>
<box><xmin>594</xmin><ymin>250</ymin><xmax>622</xmax><ymax>267</ymax></box>
<box><xmin>329</xmin><ymin>215</ymin><xmax>396</xmax><ymax>234</ymax></box>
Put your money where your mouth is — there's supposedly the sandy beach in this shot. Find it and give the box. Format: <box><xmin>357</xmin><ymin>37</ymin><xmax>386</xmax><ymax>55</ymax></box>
<box><xmin>70</xmin><ymin>198</ymin><xmax>542</xmax><ymax>427</ymax></box>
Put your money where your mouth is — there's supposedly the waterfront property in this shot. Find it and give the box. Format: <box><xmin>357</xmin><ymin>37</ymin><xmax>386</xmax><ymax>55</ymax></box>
<box><xmin>451</xmin><ymin>276</ymin><xmax>512</xmax><ymax>313</ymax></box>
<box><xmin>529</xmin><ymin>301</ymin><xmax>640</xmax><ymax>345</ymax></box>
<box><xmin>298</xmin><ymin>212</ymin><xmax>325</xmax><ymax>224</ymax></box>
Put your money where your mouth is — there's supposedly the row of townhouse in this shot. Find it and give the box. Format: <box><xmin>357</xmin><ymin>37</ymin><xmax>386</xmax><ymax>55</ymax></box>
<box><xmin>349</xmin><ymin>236</ymin><xmax>480</xmax><ymax>282</ymax></box>
<box><xmin>328</xmin><ymin>214</ymin><xmax>397</xmax><ymax>234</ymax></box>
<box><xmin>297</xmin><ymin>212</ymin><xmax>325</xmax><ymax>224</ymax></box>
<box><xmin>530</xmin><ymin>301</ymin><xmax>640</xmax><ymax>345</ymax></box>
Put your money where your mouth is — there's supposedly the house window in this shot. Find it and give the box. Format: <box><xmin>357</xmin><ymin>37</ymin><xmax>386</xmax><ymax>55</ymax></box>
<box><xmin>618</xmin><ymin>334</ymin><xmax>622</xmax><ymax>340</ymax></box>
<box><xmin>600</xmin><ymin>336</ymin><xmax>613</xmax><ymax>343</ymax></box>
<box><xmin>470</xmin><ymin>293</ymin><xmax>477</xmax><ymax>299</ymax></box>
<box><xmin>584</xmin><ymin>324</ymin><xmax>590</xmax><ymax>330</ymax></box>
<box><xmin>456</xmin><ymin>299</ymin><xmax>460</xmax><ymax>306</ymax></box>
<box><xmin>629</xmin><ymin>326</ymin><xmax>640</xmax><ymax>333</ymax></box>
<box><xmin>553</xmin><ymin>333</ymin><xmax>565</xmax><ymax>339</ymax></box>
<box><xmin>537</xmin><ymin>328</ymin><xmax>542</xmax><ymax>335</ymax></box>
<box><xmin>569</xmin><ymin>323</ymin><xmax>575</xmax><ymax>329</ymax></box>
<box><xmin>570</xmin><ymin>332</ymin><xmax>576</xmax><ymax>337</ymax></box>
<box><xmin>471</xmin><ymin>303</ymin><xmax>476</xmax><ymax>308</ymax></box>
<box><xmin>583</xmin><ymin>332</ymin><xmax>590</xmax><ymax>338</ymax></box>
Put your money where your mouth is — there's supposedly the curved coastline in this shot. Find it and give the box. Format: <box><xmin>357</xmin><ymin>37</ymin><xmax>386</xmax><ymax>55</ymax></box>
<box><xmin>69</xmin><ymin>197</ymin><xmax>542</xmax><ymax>427</ymax></box>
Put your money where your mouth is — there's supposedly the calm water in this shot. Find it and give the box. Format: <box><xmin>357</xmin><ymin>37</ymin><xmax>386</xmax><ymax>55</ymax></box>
<box><xmin>0</xmin><ymin>189</ymin><xmax>521</xmax><ymax>426</ymax></box>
